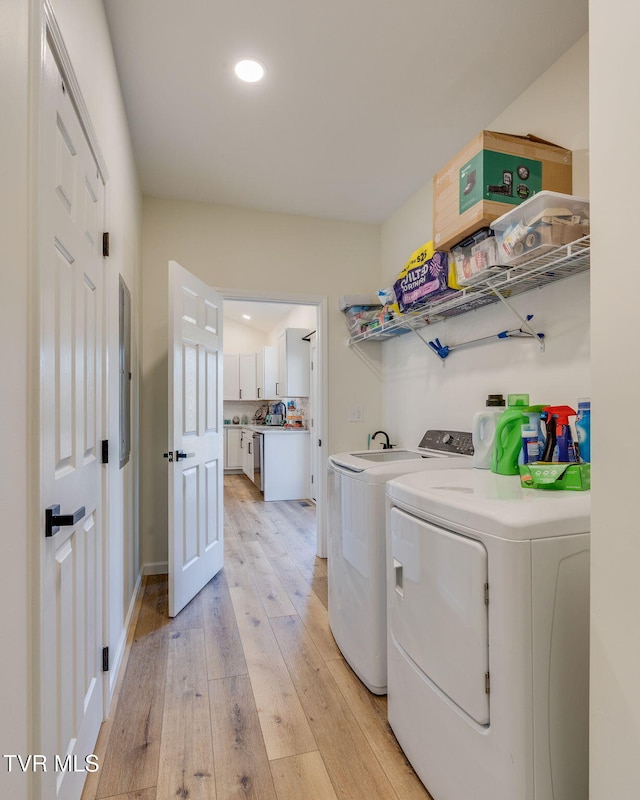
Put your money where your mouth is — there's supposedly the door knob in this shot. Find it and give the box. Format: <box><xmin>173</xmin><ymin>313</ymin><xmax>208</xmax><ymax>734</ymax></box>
<box><xmin>45</xmin><ymin>504</ymin><xmax>85</xmax><ymax>538</ymax></box>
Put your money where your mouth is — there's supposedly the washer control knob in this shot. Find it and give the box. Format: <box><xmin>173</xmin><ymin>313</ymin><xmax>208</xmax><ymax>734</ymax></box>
<box><xmin>442</xmin><ymin>433</ymin><xmax>453</xmax><ymax>444</ymax></box>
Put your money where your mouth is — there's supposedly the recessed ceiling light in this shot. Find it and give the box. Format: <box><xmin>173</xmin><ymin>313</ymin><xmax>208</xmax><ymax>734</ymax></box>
<box><xmin>234</xmin><ymin>59</ymin><xmax>265</xmax><ymax>83</ymax></box>
<box><xmin>242</xmin><ymin>314</ymin><xmax>251</xmax><ymax>320</ymax></box>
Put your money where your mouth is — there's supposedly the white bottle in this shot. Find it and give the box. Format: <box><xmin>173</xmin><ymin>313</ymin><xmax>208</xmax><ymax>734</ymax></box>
<box><xmin>472</xmin><ymin>394</ymin><xmax>506</xmax><ymax>469</ymax></box>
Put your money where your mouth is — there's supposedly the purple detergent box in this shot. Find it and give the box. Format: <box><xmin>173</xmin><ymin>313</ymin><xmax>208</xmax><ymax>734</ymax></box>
<box><xmin>393</xmin><ymin>251</ymin><xmax>455</xmax><ymax>313</ymax></box>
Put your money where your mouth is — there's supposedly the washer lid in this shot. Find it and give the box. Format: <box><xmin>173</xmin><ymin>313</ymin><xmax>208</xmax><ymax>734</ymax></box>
<box><xmin>329</xmin><ymin>452</ymin><xmax>470</xmax><ymax>483</ymax></box>
<box><xmin>386</xmin><ymin>468</ymin><xmax>590</xmax><ymax>540</ymax></box>
<box><xmin>329</xmin><ymin>448</ymin><xmax>447</xmax><ymax>473</ymax></box>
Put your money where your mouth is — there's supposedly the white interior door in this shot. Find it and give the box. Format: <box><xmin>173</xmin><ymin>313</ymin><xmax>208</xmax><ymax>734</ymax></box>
<box><xmin>39</xmin><ymin>37</ymin><xmax>105</xmax><ymax>800</ymax></box>
<box><xmin>309</xmin><ymin>332</ymin><xmax>319</xmax><ymax>502</ymax></box>
<box><xmin>168</xmin><ymin>261</ymin><xmax>224</xmax><ymax>617</ymax></box>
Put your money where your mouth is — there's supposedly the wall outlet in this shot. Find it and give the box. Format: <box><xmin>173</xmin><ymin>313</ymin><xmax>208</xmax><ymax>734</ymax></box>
<box><xmin>348</xmin><ymin>406</ymin><xmax>364</xmax><ymax>422</ymax></box>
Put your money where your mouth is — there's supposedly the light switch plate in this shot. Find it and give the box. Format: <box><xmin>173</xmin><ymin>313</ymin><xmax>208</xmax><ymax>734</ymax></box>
<box><xmin>348</xmin><ymin>406</ymin><xmax>364</xmax><ymax>422</ymax></box>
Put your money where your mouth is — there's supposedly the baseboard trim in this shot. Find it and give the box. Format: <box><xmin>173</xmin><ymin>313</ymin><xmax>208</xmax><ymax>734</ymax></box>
<box><xmin>108</xmin><ymin>570</ymin><xmax>143</xmax><ymax>699</ymax></box>
<box><xmin>143</xmin><ymin>561</ymin><xmax>168</xmax><ymax>575</ymax></box>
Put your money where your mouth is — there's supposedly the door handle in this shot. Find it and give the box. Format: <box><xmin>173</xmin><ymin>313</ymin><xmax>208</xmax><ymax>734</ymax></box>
<box><xmin>45</xmin><ymin>504</ymin><xmax>85</xmax><ymax>538</ymax></box>
<box><xmin>393</xmin><ymin>558</ymin><xmax>404</xmax><ymax>597</ymax></box>
<box><xmin>163</xmin><ymin>451</ymin><xmax>195</xmax><ymax>462</ymax></box>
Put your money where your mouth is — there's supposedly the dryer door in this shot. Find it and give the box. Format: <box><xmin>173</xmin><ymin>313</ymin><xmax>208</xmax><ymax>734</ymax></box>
<box><xmin>390</xmin><ymin>507</ymin><xmax>490</xmax><ymax>725</ymax></box>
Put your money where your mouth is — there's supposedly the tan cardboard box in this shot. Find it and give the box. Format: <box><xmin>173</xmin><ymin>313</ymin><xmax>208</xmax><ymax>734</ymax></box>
<box><xmin>433</xmin><ymin>131</ymin><xmax>572</xmax><ymax>252</ymax></box>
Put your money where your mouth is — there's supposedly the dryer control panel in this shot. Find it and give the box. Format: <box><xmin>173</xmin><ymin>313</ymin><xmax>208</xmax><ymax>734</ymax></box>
<box><xmin>419</xmin><ymin>429</ymin><xmax>474</xmax><ymax>456</ymax></box>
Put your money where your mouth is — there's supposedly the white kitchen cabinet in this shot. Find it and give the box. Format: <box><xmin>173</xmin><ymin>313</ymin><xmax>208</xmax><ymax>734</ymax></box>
<box><xmin>223</xmin><ymin>352</ymin><xmax>257</xmax><ymax>400</ymax></box>
<box><xmin>223</xmin><ymin>353</ymin><xmax>240</xmax><ymax>401</ymax></box>
<box><xmin>277</xmin><ymin>328</ymin><xmax>310</xmax><ymax>397</ymax></box>
<box><xmin>262</xmin><ymin>430</ymin><xmax>310</xmax><ymax>501</ymax></box>
<box><xmin>256</xmin><ymin>345</ymin><xmax>278</xmax><ymax>400</ymax></box>
<box><xmin>224</xmin><ymin>427</ymin><xmax>243</xmax><ymax>470</ymax></box>
<box><xmin>239</xmin><ymin>352</ymin><xmax>257</xmax><ymax>400</ymax></box>
<box><xmin>241</xmin><ymin>428</ymin><xmax>255</xmax><ymax>482</ymax></box>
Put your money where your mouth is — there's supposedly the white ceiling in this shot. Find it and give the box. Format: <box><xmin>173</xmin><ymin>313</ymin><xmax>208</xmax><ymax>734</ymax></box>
<box><xmin>224</xmin><ymin>300</ymin><xmax>301</xmax><ymax>333</ymax></box>
<box><xmin>102</xmin><ymin>0</ymin><xmax>588</xmax><ymax>225</ymax></box>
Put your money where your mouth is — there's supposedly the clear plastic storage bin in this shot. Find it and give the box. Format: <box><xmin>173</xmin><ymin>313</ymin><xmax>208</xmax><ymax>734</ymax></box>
<box><xmin>451</xmin><ymin>228</ymin><xmax>501</xmax><ymax>286</ymax></box>
<box><xmin>490</xmin><ymin>191</ymin><xmax>590</xmax><ymax>266</ymax></box>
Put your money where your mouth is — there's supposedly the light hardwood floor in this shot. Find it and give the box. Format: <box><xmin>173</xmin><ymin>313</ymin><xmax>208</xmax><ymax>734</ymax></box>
<box><xmin>82</xmin><ymin>474</ymin><xmax>432</xmax><ymax>800</ymax></box>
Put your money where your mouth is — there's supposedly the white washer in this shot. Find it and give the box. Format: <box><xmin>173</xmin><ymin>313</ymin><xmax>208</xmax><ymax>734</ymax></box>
<box><xmin>327</xmin><ymin>430</ymin><xmax>473</xmax><ymax>694</ymax></box>
<box><xmin>385</xmin><ymin>468</ymin><xmax>590</xmax><ymax>800</ymax></box>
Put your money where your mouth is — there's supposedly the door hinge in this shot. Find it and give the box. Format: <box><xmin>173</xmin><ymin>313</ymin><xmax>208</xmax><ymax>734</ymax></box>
<box><xmin>484</xmin><ymin>582</ymin><xmax>489</xmax><ymax>605</ymax></box>
<box><xmin>318</xmin><ymin>439</ymin><xmax>322</xmax><ymax>447</ymax></box>
<box><xmin>102</xmin><ymin>646</ymin><xmax>109</xmax><ymax>672</ymax></box>
<box><xmin>311</xmin><ymin>474</ymin><xmax>314</xmax><ymax>484</ymax></box>
<box><xmin>101</xmin><ymin>439</ymin><xmax>109</xmax><ymax>464</ymax></box>
<box><xmin>485</xmin><ymin>672</ymin><xmax>490</xmax><ymax>694</ymax></box>
<box><xmin>102</xmin><ymin>232</ymin><xmax>110</xmax><ymax>258</ymax></box>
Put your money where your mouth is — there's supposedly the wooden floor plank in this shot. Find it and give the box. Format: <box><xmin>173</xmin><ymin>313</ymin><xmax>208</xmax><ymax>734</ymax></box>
<box><xmin>95</xmin><ymin>580</ymin><xmax>169</xmax><ymax>798</ymax></box>
<box><xmin>96</xmin><ymin>790</ymin><xmax>156</xmax><ymax>800</ymax></box>
<box><xmin>201</xmin><ymin>571</ymin><xmax>248</xmax><ymax>680</ymax></box>
<box><xmin>223</xmin><ymin>536</ymin><xmax>254</xmax><ymax>588</ymax></box>
<box><xmin>268</xmin><ymin>554</ymin><xmax>340</xmax><ymax>661</ymax></box>
<box><xmin>230</xmin><ymin>585</ymin><xmax>317</xmax><ymax>761</ymax></box>
<box><xmin>310</xmin><ymin>574</ymin><xmax>328</xmax><ymax>609</ymax></box>
<box><xmin>270</xmin><ymin>752</ymin><xmax>339</xmax><ymax>800</ymax></box>
<box><xmin>156</xmin><ymin>628</ymin><xmax>216</xmax><ymax>800</ymax></box>
<box><xmin>81</xmin><ymin>577</ymin><xmax>147</xmax><ymax>800</ymax></box>
<box><xmin>241</xmin><ymin>540</ymin><xmax>297</xmax><ymax>618</ymax></box>
<box><xmin>327</xmin><ymin>659</ymin><xmax>433</xmax><ymax>800</ymax></box>
<box><xmin>209</xmin><ymin>674</ymin><xmax>278</xmax><ymax>800</ymax></box>
<box><xmin>270</xmin><ymin>615</ymin><xmax>399</xmax><ymax>800</ymax></box>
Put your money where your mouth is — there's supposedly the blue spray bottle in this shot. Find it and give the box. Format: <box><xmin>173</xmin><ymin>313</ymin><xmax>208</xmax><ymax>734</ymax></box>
<box><xmin>575</xmin><ymin>398</ymin><xmax>591</xmax><ymax>462</ymax></box>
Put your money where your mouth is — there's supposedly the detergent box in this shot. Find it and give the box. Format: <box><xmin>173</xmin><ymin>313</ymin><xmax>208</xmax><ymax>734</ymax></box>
<box><xmin>519</xmin><ymin>462</ymin><xmax>590</xmax><ymax>491</ymax></box>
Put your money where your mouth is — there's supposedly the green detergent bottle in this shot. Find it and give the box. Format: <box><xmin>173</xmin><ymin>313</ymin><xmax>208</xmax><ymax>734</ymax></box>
<box><xmin>491</xmin><ymin>393</ymin><xmax>529</xmax><ymax>475</ymax></box>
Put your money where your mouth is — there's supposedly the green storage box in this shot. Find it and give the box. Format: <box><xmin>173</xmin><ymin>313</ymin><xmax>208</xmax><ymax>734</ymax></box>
<box><xmin>519</xmin><ymin>462</ymin><xmax>590</xmax><ymax>491</ymax></box>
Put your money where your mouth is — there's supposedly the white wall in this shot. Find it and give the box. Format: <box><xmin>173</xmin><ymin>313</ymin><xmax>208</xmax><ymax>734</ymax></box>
<box><xmin>0</xmin><ymin>1</ymin><xmax>31</xmax><ymax>796</ymax></box>
<box><xmin>141</xmin><ymin>198</ymin><xmax>381</xmax><ymax>565</ymax></box>
<box><xmin>379</xmin><ymin>36</ymin><xmax>590</xmax><ymax>447</ymax></box>
<box><xmin>589</xmin><ymin>2</ymin><xmax>640</xmax><ymax>795</ymax></box>
<box><xmin>223</xmin><ymin>318</ymin><xmax>268</xmax><ymax>353</ymax></box>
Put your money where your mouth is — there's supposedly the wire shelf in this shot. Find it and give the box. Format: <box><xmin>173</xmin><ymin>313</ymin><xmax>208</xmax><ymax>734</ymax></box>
<box><xmin>346</xmin><ymin>235</ymin><xmax>590</xmax><ymax>345</ymax></box>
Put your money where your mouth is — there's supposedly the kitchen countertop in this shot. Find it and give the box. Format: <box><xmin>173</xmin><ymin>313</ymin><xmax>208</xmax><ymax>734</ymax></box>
<box><xmin>225</xmin><ymin>424</ymin><xmax>309</xmax><ymax>434</ymax></box>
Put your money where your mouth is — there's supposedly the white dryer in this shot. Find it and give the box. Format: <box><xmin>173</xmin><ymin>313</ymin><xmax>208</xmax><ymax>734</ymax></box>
<box><xmin>385</xmin><ymin>468</ymin><xmax>590</xmax><ymax>800</ymax></box>
<box><xmin>327</xmin><ymin>430</ymin><xmax>473</xmax><ymax>695</ymax></box>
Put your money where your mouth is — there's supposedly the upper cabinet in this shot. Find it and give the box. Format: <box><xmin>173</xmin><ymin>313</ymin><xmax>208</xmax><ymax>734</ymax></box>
<box><xmin>257</xmin><ymin>345</ymin><xmax>278</xmax><ymax>400</ymax></box>
<box><xmin>239</xmin><ymin>353</ymin><xmax>257</xmax><ymax>400</ymax></box>
<box><xmin>224</xmin><ymin>352</ymin><xmax>258</xmax><ymax>400</ymax></box>
<box><xmin>223</xmin><ymin>354</ymin><xmax>239</xmax><ymax>401</ymax></box>
<box><xmin>277</xmin><ymin>328</ymin><xmax>310</xmax><ymax>397</ymax></box>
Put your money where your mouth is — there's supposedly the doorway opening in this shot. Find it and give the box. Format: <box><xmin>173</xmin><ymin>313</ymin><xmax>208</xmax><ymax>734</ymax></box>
<box><xmin>219</xmin><ymin>290</ymin><xmax>328</xmax><ymax>558</ymax></box>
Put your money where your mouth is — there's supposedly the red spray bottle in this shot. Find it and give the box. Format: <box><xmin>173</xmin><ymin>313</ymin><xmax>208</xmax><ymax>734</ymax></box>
<box><xmin>540</xmin><ymin>405</ymin><xmax>577</xmax><ymax>462</ymax></box>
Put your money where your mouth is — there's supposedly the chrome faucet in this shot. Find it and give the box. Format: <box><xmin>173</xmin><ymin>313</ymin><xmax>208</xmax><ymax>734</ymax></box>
<box><xmin>371</xmin><ymin>430</ymin><xmax>392</xmax><ymax>449</ymax></box>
